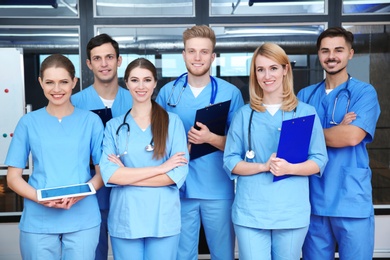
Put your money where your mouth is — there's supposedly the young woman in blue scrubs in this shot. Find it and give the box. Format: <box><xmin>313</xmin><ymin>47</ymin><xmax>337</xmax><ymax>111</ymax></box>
<box><xmin>71</xmin><ymin>33</ymin><xmax>133</xmax><ymax>260</ymax></box>
<box><xmin>5</xmin><ymin>54</ymin><xmax>104</xmax><ymax>260</ymax></box>
<box><xmin>99</xmin><ymin>58</ymin><xmax>189</xmax><ymax>260</ymax></box>
<box><xmin>223</xmin><ymin>43</ymin><xmax>328</xmax><ymax>260</ymax></box>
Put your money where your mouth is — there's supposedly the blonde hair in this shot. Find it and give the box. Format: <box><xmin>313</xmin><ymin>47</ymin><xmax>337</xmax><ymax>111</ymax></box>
<box><xmin>182</xmin><ymin>25</ymin><xmax>216</xmax><ymax>51</ymax></box>
<box><xmin>249</xmin><ymin>42</ymin><xmax>298</xmax><ymax>112</ymax></box>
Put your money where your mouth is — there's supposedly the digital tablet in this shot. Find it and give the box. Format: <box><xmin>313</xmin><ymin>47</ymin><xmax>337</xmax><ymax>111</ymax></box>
<box><xmin>37</xmin><ymin>183</ymin><xmax>96</xmax><ymax>201</ymax></box>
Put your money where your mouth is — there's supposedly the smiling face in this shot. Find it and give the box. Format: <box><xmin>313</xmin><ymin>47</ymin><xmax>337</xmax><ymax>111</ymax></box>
<box><xmin>39</xmin><ymin>67</ymin><xmax>77</xmax><ymax>107</ymax></box>
<box><xmin>182</xmin><ymin>37</ymin><xmax>215</xmax><ymax>77</ymax></box>
<box><xmin>125</xmin><ymin>67</ymin><xmax>157</xmax><ymax>104</ymax></box>
<box><xmin>254</xmin><ymin>54</ymin><xmax>287</xmax><ymax>101</ymax></box>
<box><xmin>87</xmin><ymin>42</ymin><xmax>122</xmax><ymax>84</ymax></box>
<box><xmin>318</xmin><ymin>36</ymin><xmax>354</xmax><ymax>76</ymax></box>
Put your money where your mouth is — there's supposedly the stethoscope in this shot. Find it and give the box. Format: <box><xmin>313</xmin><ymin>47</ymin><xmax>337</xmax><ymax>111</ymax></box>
<box><xmin>115</xmin><ymin>109</ymin><xmax>154</xmax><ymax>157</ymax></box>
<box><xmin>307</xmin><ymin>74</ymin><xmax>351</xmax><ymax>125</ymax></box>
<box><xmin>167</xmin><ymin>72</ymin><xmax>218</xmax><ymax>107</ymax></box>
<box><xmin>245</xmin><ymin>107</ymin><xmax>297</xmax><ymax>160</ymax></box>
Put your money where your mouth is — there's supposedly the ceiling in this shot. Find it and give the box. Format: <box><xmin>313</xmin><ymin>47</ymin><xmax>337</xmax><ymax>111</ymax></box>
<box><xmin>0</xmin><ymin>1</ymin><xmax>388</xmax><ymax>53</ymax></box>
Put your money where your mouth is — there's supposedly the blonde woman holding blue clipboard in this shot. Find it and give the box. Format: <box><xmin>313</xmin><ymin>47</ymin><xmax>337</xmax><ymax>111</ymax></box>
<box><xmin>223</xmin><ymin>43</ymin><xmax>328</xmax><ymax>260</ymax></box>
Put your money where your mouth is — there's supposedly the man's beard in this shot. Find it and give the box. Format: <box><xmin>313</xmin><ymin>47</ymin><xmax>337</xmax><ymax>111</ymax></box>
<box><xmin>324</xmin><ymin>63</ymin><xmax>347</xmax><ymax>75</ymax></box>
<box><xmin>186</xmin><ymin>65</ymin><xmax>210</xmax><ymax>77</ymax></box>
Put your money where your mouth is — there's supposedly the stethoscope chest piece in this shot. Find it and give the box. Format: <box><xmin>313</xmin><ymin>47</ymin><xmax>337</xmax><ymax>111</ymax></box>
<box><xmin>246</xmin><ymin>150</ymin><xmax>255</xmax><ymax>160</ymax></box>
<box><xmin>116</xmin><ymin>109</ymin><xmax>155</xmax><ymax>156</ymax></box>
<box><xmin>145</xmin><ymin>144</ymin><xmax>154</xmax><ymax>152</ymax></box>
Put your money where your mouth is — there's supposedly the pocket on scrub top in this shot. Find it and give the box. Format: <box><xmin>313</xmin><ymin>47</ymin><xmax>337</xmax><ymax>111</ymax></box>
<box><xmin>340</xmin><ymin>166</ymin><xmax>372</xmax><ymax>204</ymax></box>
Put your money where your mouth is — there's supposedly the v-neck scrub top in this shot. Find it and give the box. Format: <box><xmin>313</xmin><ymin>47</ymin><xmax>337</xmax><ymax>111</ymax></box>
<box><xmin>71</xmin><ymin>85</ymin><xmax>133</xmax><ymax>118</ymax></box>
<box><xmin>5</xmin><ymin>107</ymin><xmax>104</xmax><ymax>234</ymax></box>
<box><xmin>100</xmin><ymin>112</ymin><xmax>189</xmax><ymax>239</ymax></box>
<box><xmin>223</xmin><ymin>102</ymin><xmax>328</xmax><ymax>229</ymax></box>
<box><xmin>297</xmin><ymin>77</ymin><xmax>381</xmax><ymax>218</ymax></box>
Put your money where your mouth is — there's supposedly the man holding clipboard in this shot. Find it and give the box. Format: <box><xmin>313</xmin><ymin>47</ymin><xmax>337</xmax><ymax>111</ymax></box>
<box><xmin>156</xmin><ymin>25</ymin><xmax>244</xmax><ymax>260</ymax></box>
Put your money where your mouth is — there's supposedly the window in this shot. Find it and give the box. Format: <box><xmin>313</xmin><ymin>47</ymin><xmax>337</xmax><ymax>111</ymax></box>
<box><xmin>210</xmin><ymin>0</ymin><xmax>326</xmax><ymax>16</ymax></box>
<box><xmin>95</xmin><ymin>0</ymin><xmax>194</xmax><ymax>17</ymax></box>
<box><xmin>343</xmin><ymin>0</ymin><xmax>390</xmax><ymax>14</ymax></box>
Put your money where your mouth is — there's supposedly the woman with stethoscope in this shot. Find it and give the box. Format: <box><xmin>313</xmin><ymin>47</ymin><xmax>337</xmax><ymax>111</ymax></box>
<box><xmin>99</xmin><ymin>58</ymin><xmax>189</xmax><ymax>260</ymax></box>
<box><xmin>223</xmin><ymin>43</ymin><xmax>328</xmax><ymax>260</ymax></box>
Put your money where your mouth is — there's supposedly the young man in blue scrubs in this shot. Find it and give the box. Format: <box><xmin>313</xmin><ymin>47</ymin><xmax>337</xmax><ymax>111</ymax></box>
<box><xmin>71</xmin><ymin>33</ymin><xmax>133</xmax><ymax>260</ymax></box>
<box><xmin>297</xmin><ymin>27</ymin><xmax>381</xmax><ymax>260</ymax></box>
<box><xmin>156</xmin><ymin>25</ymin><xmax>244</xmax><ymax>260</ymax></box>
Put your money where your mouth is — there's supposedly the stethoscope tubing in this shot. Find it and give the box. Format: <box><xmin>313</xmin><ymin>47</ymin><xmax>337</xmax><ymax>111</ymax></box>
<box><xmin>307</xmin><ymin>74</ymin><xmax>351</xmax><ymax>125</ymax></box>
<box><xmin>167</xmin><ymin>72</ymin><xmax>218</xmax><ymax>107</ymax></box>
<box><xmin>115</xmin><ymin>109</ymin><xmax>154</xmax><ymax>157</ymax></box>
<box><xmin>246</xmin><ymin>107</ymin><xmax>297</xmax><ymax>160</ymax></box>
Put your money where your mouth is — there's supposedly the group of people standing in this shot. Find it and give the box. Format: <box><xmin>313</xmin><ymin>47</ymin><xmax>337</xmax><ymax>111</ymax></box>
<box><xmin>5</xmin><ymin>24</ymin><xmax>380</xmax><ymax>260</ymax></box>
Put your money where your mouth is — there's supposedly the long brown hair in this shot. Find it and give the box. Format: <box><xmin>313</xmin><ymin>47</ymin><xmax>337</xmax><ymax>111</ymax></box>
<box><xmin>249</xmin><ymin>43</ymin><xmax>298</xmax><ymax>112</ymax></box>
<box><xmin>124</xmin><ymin>58</ymin><xmax>169</xmax><ymax>160</ymax></box>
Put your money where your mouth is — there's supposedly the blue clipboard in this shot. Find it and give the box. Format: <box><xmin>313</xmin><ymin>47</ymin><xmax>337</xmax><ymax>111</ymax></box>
<box><xmin>273</xmin><ymin>114</ymin><xmax>315</xmax><ymax>182</ymax></box>
<box><xmin>190</xmin><ymin>100</ymin><xmax>231</xmax><ymax>160</ymax></box>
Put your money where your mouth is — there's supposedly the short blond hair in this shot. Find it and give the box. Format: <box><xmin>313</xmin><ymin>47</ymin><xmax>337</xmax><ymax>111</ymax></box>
<box><xmin>182</xmin><ymin>25</ymin><xmax>216</xmax><ymax>51</ymax></box>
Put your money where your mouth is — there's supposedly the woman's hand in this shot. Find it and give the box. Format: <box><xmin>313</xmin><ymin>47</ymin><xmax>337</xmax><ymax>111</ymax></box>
<box><xmin>270</xmin><ymin>155</ymin><xmax>290</xmax><ymax>177</ymax></box>
<box><xmin>158</xmin><ymin>152</ymin><xmax>188</xmax><ymax>174</ymax></box>
<box><xmin>108</xmin><ymin>154</ymin><xmax>125</xmax><ymax>167</ymax></box>
<box><xmin>39</xmin><ymin>196</ymin><xmax>83</xmax><ymax>210</ymax></box>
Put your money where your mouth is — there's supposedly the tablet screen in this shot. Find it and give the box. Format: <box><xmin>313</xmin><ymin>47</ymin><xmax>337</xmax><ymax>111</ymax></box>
<box><xmin>37</xmin><ymin>183</ymin><xmax>95</xmax><ymax>201</ymax></box>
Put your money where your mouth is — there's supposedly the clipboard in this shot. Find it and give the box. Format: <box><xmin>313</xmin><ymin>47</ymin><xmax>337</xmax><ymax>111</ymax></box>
<box><xmin>273</xmin><ymin>114</ymin><xmax>315</xmax><ymax>182</ymax></box>
<box><xmin>190</xmin><ymin>100</ymin><xmax>231</xmax><ymax>160</ymax></box>
<box><xmin>91</xmin><ymin>108</ymin><xmax>113</xmax><ymax>127</ymax></box>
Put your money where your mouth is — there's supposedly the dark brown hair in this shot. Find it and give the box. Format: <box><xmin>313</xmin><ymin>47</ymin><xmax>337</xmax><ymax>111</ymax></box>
<box><xmin>316</xmin><ymin>27</ymin><xmax>354</xmax><ymax>50</ymax></box>
<box><xmin>124</xmin><ymin>58</ymin><xmax>169</xmax><ymax>160</ymax></box>
<box><xmin>86</xmin><ymin>33</ymin><xmax>120</xmax><ymax>60</ymax></box>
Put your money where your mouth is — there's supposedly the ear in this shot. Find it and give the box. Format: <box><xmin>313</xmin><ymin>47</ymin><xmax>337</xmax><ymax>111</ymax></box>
<box><xmin>348</xmin><ymin>48</ymin><xmax>354</xmax><ymax>60</ymax></box>
<box><xmin>211</xmin><ymin>52</ymin><xmax>216</xmax><ymax>63</ymax></box>
<box><xmin>72</xmin><ymin>77</ymin><xmax>78</xmax><ymax>89</ymax></box>
<box><xmin>38</xmin><ymin>77</ymin><xmax>44</xmax><ymax>89</ymax></box>
<box><xmin>86</xmin><ymin>59</ymin><xmax>93</xmax><ymax>70</ymax></box>
<box><xmin>117</xmin><ymin>56</ymin><xmax>123</xmax><ymax>67</ymax></box>
<box><xmin>283</xmin><ymin>63</ymin><xmax>289</xmax><ymax>76</ymax></box>
<box><xmin>124</xmin><ymin>80</ymin><xmax>130</xmax><ymax>90</ymax></box>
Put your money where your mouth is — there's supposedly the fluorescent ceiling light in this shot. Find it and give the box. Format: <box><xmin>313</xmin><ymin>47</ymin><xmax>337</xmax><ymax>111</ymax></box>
<box><xmin>224</xmin><ymin>28</ymin><xmax>321</xmax><ymax>35</ymax></box>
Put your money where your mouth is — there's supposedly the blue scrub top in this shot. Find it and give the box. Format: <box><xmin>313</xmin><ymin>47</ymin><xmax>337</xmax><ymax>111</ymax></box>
<box><xmin>223</xmin><ymin>102</ymin><xmax>328</xmax><ymax>229</ymax></box>
<box><xmin>5</xmin><ymin>107</ymin><xmax>104</xmax><ymax>233</ymax></box>
<box><xmin>71</xmin><ymin>85</ymin><xmax>133</xmax><ymax>118</ymax></box>
<box><xmin>71</xmin><ymin>85</ymin><xmax>133</xmax><ymax>209</ymax></box>
<box><xmin>156</xmin><ymin>76</ymin><xmax>244</xmax><ymax>200</ymax></box>
<box><xmin>297</xmin><ymin>77</ymin><xmax>381</xmax><ymax>218</ymax></box>
<box><xmin>100</xmin><ymin>112</ymin><xmax>189</xmax><ymax>239</ymax></box>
